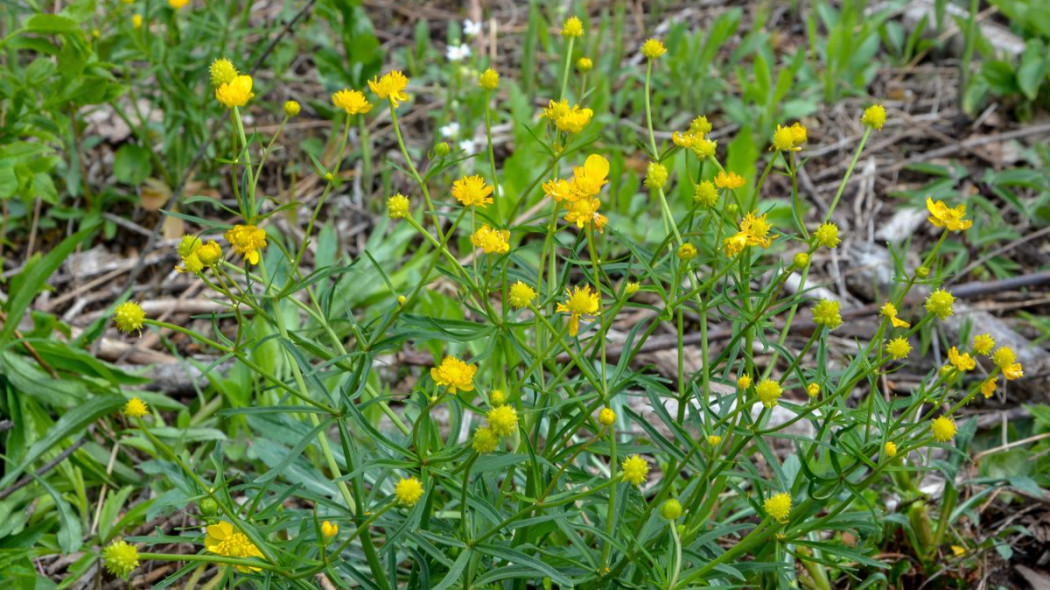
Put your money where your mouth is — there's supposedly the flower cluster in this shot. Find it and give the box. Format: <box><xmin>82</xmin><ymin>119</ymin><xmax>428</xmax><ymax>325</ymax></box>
<box><xmin>724</xmin><ymin>212</ymin><xmax>775</xmax><ymax>256</ymax></box>
<box><xmin>225</xmin><ymin>224</ymin><xmax>267</xmax><ymax>265</ymax></box>
<box><xmin>544</xmin><ymin>154</ymin><xmax>611</xmax><ymax>232</ymax></box>
<box><xmin>431</xmin><ymin>356</ymin><xmax>477</xmax><ymax>393</ymax></box>
<box><xmin>556</xmin><ymin>285</ymin><xmax>601</xmax><ymax>337</ymax></box>
<box><xmin>205</xmin><ymin>521</ymin><xmax>265</xmax><ymax>572</ymax></box>
<box><xmin>541</xmin><ymin>99</ymin><xmax>594</xmax><ymax>134</ymax></box>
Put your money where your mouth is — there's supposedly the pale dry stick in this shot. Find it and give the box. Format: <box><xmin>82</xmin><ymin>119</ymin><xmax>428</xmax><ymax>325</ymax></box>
<box><xmin>89</xmin><ymin>441</ymin><xmax>122</xmax><ymax>536</ymax></box>
<box><xmin>972</xmin><ymin>432</ymin><xmax>1050</xmax><ymax>464</ymax></box>
<box><xmin>0</xmin><ymin>437</ymin><xmax>88</xmax><ymax>500</ymax></box>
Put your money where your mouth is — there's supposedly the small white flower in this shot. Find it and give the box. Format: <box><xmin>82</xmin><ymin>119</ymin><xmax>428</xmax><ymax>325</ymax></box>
<box><xmin>463</xmin><ymin>19</ymin><xmax>481</xmax><ymax>37</ymax></box>
<box><xmin>458</xmin><ymin>139</ymin><xmax>477</xmax><ymax>155</ymax></box>
<box><xmin>446</xmin><ymin>43</ymin><xmax>472</xmax><ymax>62</ymax></box>
<box><xmin>440</xmin><ymin>122</ymin><xmax>460</xmax><ymax>139</ymax></box>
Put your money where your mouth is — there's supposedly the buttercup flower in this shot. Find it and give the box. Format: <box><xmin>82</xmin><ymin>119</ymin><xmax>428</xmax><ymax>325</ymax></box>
<box><xmin>114</xmin><ymin>302</ymin><xmax>145</xmax><ymax>334</ymax></box>
<box><xmin>926</xmin><ymin>197</ymin><xmax>973</xmax><ymax>232</ymax></box>
<box><xmin>806</xmin><ymin>383</ymin><xmax>820</xmax><ymax>398</ymax></box>
<box><xmin>102</xmin><ymin>539</ymin><xmax>139</xmax><ymax>579</ymax></box>
<box><xmin>624</xmin><ymin>281</ymin><xmax>640</xmax><ymax>296</ymax></box>
<box><xmin>886</xmin><ymin>337</ymin><xmax>912</xmax><ymax>360</ymax></box>
<box><xmin>814</xmin><ymin>222</ymin><xmax>840</xmax><ymax>248</ymax></box>
<box><xmin>948</xmin><ymin>347</ymin><xmax>976</xmax><ymax>372</ymax></box>
<box><xmin>478</xmin><ymin>68</ymin><xmax>500</xmax><ymax>90</ymax></box>
<box><xmin>205</xmin><ymin>521</ymin><xmax>265</xmax><ymax>572</ymax></box>
<box><xmin>1003</xmin><ymin>363</ymin><xmax>1023</xmax><ymax>380</ymax></box>
<box><xmin>576</xmin><ymin>57</ymin><xmax>593</xmax><ymax>72</ymax></box>
<box><xmin>880</xmin><ymin>302</ymin><xmax>911</xmax><ymax>328</ymax></box>
<box><xmin>542</xmin><ymin>99</ymin><xmax>593</xmax><ymax>134</ymax></box>
<box><xmin>793</xmin><ymin>252</ymin><xmax>810</xmax><ymax>269</ymax></box>
<box><xmin>992</xmin><ymin>346</ymin><xmax>1015</xmax><ymax>369</ymax></box>
<box><xmin>973</xmin><ymin>333</ymin><xmax>995</xmax><ymax>356</ymax></box>
<box><xmin>755</xmin><ymin>379</ymin><xmax>782</xmax><ymax>408</ymax></box>
<box><xmin>924</xmin><ymin>289</ymin><xmax>955</xmax><ymax>320</ymax></box>
<box><xmin>197</xmin><ymin>241</ymin><xmax>222</xmax><ymax>266</ymax></box>
<box><xmin>556</xmin><ymin>285</ymin><xmax>601</xmax><ymax>337</ymax></box>
<box><xmin>395</xmin><ymin>477</ymin><xmax>424</xmax><ymax>506</ymax></box>
<box><xmin>132</xmin><ymin>14</ymin><xmax>142</xmax><ymax>28</ymax></box>
<box><xmin>737</xmin><ymin>374</ymin><xmax>752</xmax><ymax>389</ymax></box>
<box><xmin>387</xmin><ymin>193</ymin><xmax>410</xmax><ymax>219</ymax></box>
<box><xmin>884</xmin><ymin>441</ymin><xmax>898</xmax><ymax>458</ymax></box>
<box><xmin>598</xmin><ymin>408</ymin><xmax>616</xmax><ymax>426</ymax></box>
<box><xmin>321</xmin><ymin>521</ymin><xmax>338</xmax><ymax>538</ymax></box>
<box><xmin>692</xmin><ymin>137</ymin><xmax>718</xmax><ymax>160</ymax></box>
<box><xmin>452</xmin><ymin>175</ymin><xmax>494</xmax><ymax>208</ymax></box>
<box><xmin>694</xmin><ymin>181</ymin><xmax>718</xmax><ymax>207</ymax></box>
<box><xmin>508</xmin><ymin>281</ymin><xmax>538</xmax><ymax>309</ymax></box>
<box><xmin>861</xmin><ymin>104</ymin><xmax>887</xmax><ymax>130</ymax></box>
<box><xmin>368</xmin><ymin>71</ymin><xmax>410</xmax><ymax>108</ymax></box>
<box><xmin>283</xmin><ymin>100</ymin><xmax>300</xmax><ymax>117</ymax></box>
<box><xmin>215</xmin><ymin>75</ymin><xmax>254</xmax><ymax>108</ymax></box>
<box><xmin>430</xmin><ymin>356</ymin><xmax>477</xmax><ymax>393</ymax></box>
<box><xmin>225</xmin><ymin>224</ymin><xmax>267</xmax><ymax>265</ymax></box>
<box><xmin>772</xmin><ymin>124</ymin><xmax>796</xmax><ymax>151</ymax></box>
<box><xmin>931</xmin><ymin>416</ymin><xmax>956</xmax><ymax>443</ymax></box>
<box><xmin>489</xmin><ymin>390</ymin><xmax>506</xmax><ymax>406</ymax></box>
<box><xmin>661</xmin><ymin>499</ymin><xmax>683</xmax><ymax>520</ymax></box>
<box><xmin>641</xmin><ymin>38</ymin><xmax>667</xmax><ymax>59</ymax></box>
<box><xmin>981</xmin><ymin>377</ymin><xmax>998</xmax><ymax>398</ymax></box>
<box><xmin>561</xmin><ymin>16</ymin><xmax>583</xmax><ymax>37</ymax></box>
<box><xmin>471</xmin><ymin>225</ymin><xmax>510</xmax><ymax>254</ymax></box>
<box><xmin>789</xmin><ymin>122</ymin><xmax>808</xmax><ymax>146</ymax></box>
<box><xmin>621</xmin><ymin>455</ymin><xmax>649</xmax><ymax>486</ymax></box>
<box><xmin>472</xmin><ymin>426</ymin><xmax>499</xmax><ymax>454</ymax></box>
<box><xmin>646</xmin><ymin>161</ymin><xmax>669</xmax><ymax>188</ymax></box>
<box><xmin>724</xmin><ymin>212</ymin><xmax>775</xmax><ymax>256</ymax></box>
<box><xmin>332</xmin><ymin>89</ymin><xmax>372</xmax><ymax>115</ymax></box>
<box><xmin>707</xmin><ymin>435</ymin><xmax>722</xmax><ymax>445</ymax></box>
<box><xmin>210</xmin><ymin>58</ymin><xmax>238</xmax><ymax>86</ymax></box>
<box><xmin>169</xmin><ymin>0</ymin><xmax>190</xmax><ymax>9</ymax></box>
<box><xmin>677</xmin><ymin>243</ymin><xmax>698</xmax><ymax>260</ymax></box>
<box><xmin>764</xmin><ymin>493</ymin><xmax>792</xmax><ymax>522</ymax></box>
<box><xmin>812</xmin><ymin>299</ymin><xmax>842</xmax><ymax>330</ymax></box>
<box><xmin>714</xmin><ymin>170</ymin><xmax>745</xmax><ymax>189</ymax></box>
<box><xmin>487</xmin><ymin>405</ymin><xmax>518</xmax><ymax>437</ymax></box>
<box><xmin>123</xmin><ymin>397</ymin><xmax>148</xmax><ymax>418</ymax></box>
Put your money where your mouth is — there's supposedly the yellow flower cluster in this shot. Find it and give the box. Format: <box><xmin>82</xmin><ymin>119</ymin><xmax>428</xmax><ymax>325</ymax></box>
<box><xmin>478</xmin><ymin>68</ymin><xmax>500</xmax><ymax>90</ymax></box>
<box><xmin>880</xmin><ymin>302</ymin><xmax>910</xmax><ymax>328</ymax></box>
<box><xmin>177</xmin><ymin>235</ymin><xmax>221</xmax><ymax>274</ymax></box>
<box><xmin>114</xmin><ymin>301</ymin><xmax>145</xmax><ymax>334</ymax></box>
<box><xmin>369</xmin><ymin>71</ymin><xmax>409</xmax><ymax>108</ymax></box>
<box><xmin>992</xmin><ymin>346</ymin><xmax>1023</xmax><ymax>380</ymax></box>
<box><xmin>724</xmin><ymin>212</ymin><xmax>774</xmax><ymax>256</ymax></box>
<box><xmin>556</xmin><ymin>285</ymin><xmax>601</xmax><ymax>337</ymax></box>
<box><xmin>452</xmin><ymin>175</ymin><xmax>494</xmax><ymax>208</ymax></box>
<box><xmin>764</xmin><ymin>493</ymin><xmax>792</xmax><ymax>522</ymax></box>
<box><xmin>561</xmin><ymin>16</ymin><xmax>584</xmax><ymax>38</ymax></box>
<box><xmin>641</xmin><ymin>38</ymin><xmax>666</xmax><ymax>59</ymax></box>
<box><xmin>924</xmin><ymin>288</ymin><xmax>954</xmax><ymax>319</ymax></box>
<box><xmin>672</xmin><ymin>115</ymin><xmax>717</xmax><ymax>160</ymax></box>
<box><xmin>771</xmin><ymin>122</ymin><xmax>807</xmax><ymax>152</ymax></box>
<box><xmin>123</xmin><ymin>397</ymin><xmax>148</xmax><ymax>418</ymax></box>
<box><xmin>861</xmin><ymin>104</ymin><xmax>887</xmax><ymax>130</ymax></box>
<box><xmin>395</xmin><ymin>476</ymin><xmax>424</xmax><ymax>506</ymax></box>
<box><xmin>102</xmin><ymin>539</ymin><xmax>140</xmax><ymax>579</ymax></box>
<box><xmin>886</xmin><ymin>337</ymin><xmax>912</xmax><ymax>360</ymax></box>
<box><xmin>931</xmin><ymin>415</ymin><xmax>956</xmax><ymax>442</ymax></box>
<box><xmin>755</xmin><ymin>379</ymin><xmax>783</xmax><ymax>408</ymax></box>
<box><xmin>598</xmin><ymin>408</ymin><xmax>616</xmax><ymax>426</ymax></box>
<box><xmin>544</xmin><ymin>154</ymin><xmax>610</xmax><ymax>232</ymax></box>
<box><xmin>541</xmin><ymin>99</ymin><xmax>594</xmax><ymax>134</ymax></box>
<box><xmin>714</xmin><ymin>170</ymin><xmax>746</xmax><ymax>190</ymax></box>
<box><xmin>431</xmin><ymin>356</ymin><xmax>477</xmax><ymax>393</ymax></box>
<box><xmin>215</xmin><ymin>74</ymin><xmax>254</xmax><ymax>108</ymax></box>
<box><xmin>471</xmin><ymin>225</ymin><xmax>510</xmax><ymax>254</ymax></box>
<box><xmin>621</xmin><ymin>454</ymin><xmax>649</xmax><ymax>486</ymax></box>
<box><xmin>225</xmin><ymin>224</ymin><xmax>267</xmax><ymax>265</ymax></box>
<box><xmin>205</xmin><ymin>521</ymin><xmax>265</xmax><ymax>572</ymax></box>
<box><xmin>812</xmin><ymin>300</ymin><xmax>842</xmax><ymax>330</ymax></box>
<box><xmin>926</xmin><ymin>197</ymin><xmax>973</xmax><ymax>232</ymax></box>
<box><xmin>508</xmin><ymin>281</ymin><xmax>538</xmax><ymax>309</ymax></box>
<box><xmin>387</xmin><ymin>193</ymin><xmax>410</xmax><ymax>219</ymax></box>
<box><xmin>332</xmin><ymin>89</ymin><xmax>372</xmax><ymax>115</ymax></box>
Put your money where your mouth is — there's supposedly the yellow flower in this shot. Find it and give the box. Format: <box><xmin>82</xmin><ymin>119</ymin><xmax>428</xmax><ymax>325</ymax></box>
<box><xmin>543</xmin><ymin>178</ymin><xmax>575</xmax><ymax>203</ymax></box>
<box><xmin>571</xmin><ymin>154</ymin><xmax>610</xmax><ymax>197</ymax></box>
<box><xmin>508</xmin><ymin>281</ymin><xmax>537</xmax><ymax>309</ymax></box>
<box><xmin>471</xmin><ymin>225</ymin><xmax>510</xmax><ymax>254</ymax></box>
<box><xmin>387</xmin><ymin>193</ymin><xmax>410</xmax><ymax>219</ymax></box>
<box><xmin>806</xmin><ymin>383</ymin><xmax>820</xmax><ymax>398</ymax></box>
<box><xmin>598</xmin><ymin>408</ymin><xmax>616</xmax><ymax>426</ymax></box>
<box><xmin>451</xmin><ymin>175</ymin><xmax>494</xmax><ymax>208</ymax></box>
<box><xmin>980</xmin><ymin>377</ymin><xmax>997</xmax><ymax>398</ymax></box>
<box><xmin>205</xmin><ymin>521</ymin><xmax>265</xmax><ymax>572</ymax></box>
<box><xmin>472</xmin><ymin>426</ymin><xmax>499</xmax><ymax>454</ymax></box>
<box><xmin>1003</xmin><ymin>363</ymin><xmax>1024</xmax><ymax>381</ymax></box>
<box><xmin>332</xmin><ymin>89</ymin><xmax>372</xmax><ymax>115</ymax></box>
<box><xmin>931</xmin><ymin>415</ymin><xmax>956</xmax><ymax>443</ymax></box>
<box><xmin>368</xmin><ymin>71</ymin><xmax>410</xmax><ymax>108</ymax></box>
<box><xmin>641</xmin><ymin>38</ymin><xmax>667</xmax><ymax>59</ymax></box>
<box><xmin>884</xmin><ymin>441</ymin><xmax>898</xmax><ymax>458</ymax></box>
<box><xmin>178</xmin><ymin>235</ymin><xmax>202</xmax><ymax>258</ymax></box>
<box><xmin>886</xmin><ymin>337</ymin><xmax>912</xmax><ymax>360</ymax></box>
<box><xmin>178</xmin><ymin>252</ymin><xmax>203</xmax><ymax>274</ymax></box>
<box><xmin>563</xmin><ymin>198</ymin><xmax>608</xmax><ymax>232</ymax></box>
<box><xmin>210</xmin><ymin>58</ymin><xmax>238</xmax><ymax>86</ymax></box>
<box><xmin>114</xmin><ymin>302</ymin><xmax>145</xmax><ymax>334</ymax></box>
<box><xmin>973</xmin><ymin>333</ymin><xmax>995</xmax><ymax>356</ymax></box>
<box><xmin>707</xmin><ymin>434</ymin><xmax>722</xmax><ymax>446</ymax></box>
<box><xmin>197</xmin><ymin>241</ymin><xmax>222</xmax><ymax>266</ymax></box>
<box><xmin>321</xmin><ymin>521</ymin><xmax>338</xmax><ymax>538</ymax></box>
<box><xmin>814</xmin><ymin>222</ymin><xmax>840</xmax><ymax>248</ymax></box>
<box><xmin>661</xmin><ymin>499</ymin><xmax>683</xmax><ymax>520</ymax></box>
<box><xmin>880</xmin><ymin>302</ymin><xmax>911</xmax><ymax>328</ymax></box>
<box><xmin>772</xmin><ymin>124</ymin><xmax>796</xmax><ymax>151</ymax></box>
<box><xmin>102</xmin><ymin>539</ymin><xmax>140</xmax><ymax>579</ymax></box>
<box><xmin>948</xmin><ymin>347</ymin><xmax>976</xmax><ymax>372</ymax></box>
<box><xmin>737</xmin><ymin>374</ymin><xmax>752</xmax><ymax>389</ymax></box>
<box><xmin>556</xmin><ymin>285</ymin><xmax>601</xmax><ymax>337</ymax></box>
<box><xmin>489</xmin><ymin>389</ymin><xmax>506</xmax><ymax>406</ymax></box>
<box><xmin>478</xmin><ymin>68</ymin><xmax>500</xmax><ymax>90</ymax></box>
<box><xmin>395</xmin><ymin>477</ymin><xmax>424</xmax><ymax>506</ymax></box>
<box><xmin>689</xmin><ymin>115</ymin><xmax>713</xmax><ymax>136</ymax></box>
<box><xmin>646</xmin><ymin>161</ymin><xmax>669</xmax><ymax>188</ymax></box>
<box><xmin>541</xmin><ymin>99</ymin><xmax>593</xmax><ymax>134</ymax></box>
<box><xmin>677</xmin><ymin>243</ymin><xmax>698</xmax><ymax>260</ymax></box>
<box><xmin>724</xmin><ymin>212</ymin><xmax>775</xmax><ymax>255</ymax></box>
<box><xmin>764</xmin><ymin>493</ymin><xmax>792</xmax><ymax>522</ymax></box>
<box><xmin>694</xmin><ymin>181</ymin><xmax>718</xmax><ymax>207</ymax></box>
<box><xmin>169</xmin><ymin>0</ymin><xmax>190</xmax><ymax>9</ymax></box>
<box><xmin>624</xmin><ymin>281</ymin><xmax>640</xmax><ymax>296</ymax></box>
<box><xmin>225</xmin><ymin>224</ymin><xmax>267</xmax><ymax>265</ymax></box>
<box><xmin>215</xmin><ymin>75</ymin><xmax>254</xmax><ymax>108</ymax></box>
<box><xmin>487</xmin><ymin>405</ymin><xmax>518</xmax><ymax>436</ymax></box>
<box><xmin>793</xmin><ymin>252</ymin><xmax>810</xmax><ymax>269</ymax></box>
<box><xmin>789</xmin><ymin>122</ymin><xmax>808</xmax><ymax>147</ymax></box>
<box><xmin>576</xmin><ymin>57</ymin><xmax>593</xmax><ymax>72</ymax></box>
<box><xmin>621</xmin><ymin>455</ymin><xmax>649</xmax><ymax>486</ymax></box>
<box><xmin>561</xmin><ymin>16</ymin><xmax>583</xmax><ymax>37</ymax></box>
<box><xmin>755</xmin><ymin>379</ymin><xmax>782</xmax><ymax>408</ymax></box>
<box><xmin>924</xmin><ymin>288</ymin><xmax>955</xmax><ymax>320</ymax></box>
<box><xmin>132</xmin><ymin>14</ymin><xmax>142</xmax><ymax>28</ymax></box>
<box><xmin>123</xmin><ymin>397</ymin><xmax>148</xmax><ymax>418</ymax></box>
<box><xmin>397</xmin><ymin>295</ymin><xmax>407</xmax><ymax>307</ymax></box>
<box><xmin>714</xmin><ymin>170</ymin><xmax>745</xmax><ymax>189</ymax></box>
<box><xmin>926</xmin><ymin>197</ymin><xmax>973</xmax><ymax>232</ymax></box>
<box><xmin>951</xmin><ymin>545</ymin><xmax>966</xmax><ymax>557</ymax></box>
<box><xmin>992</xmin><ymin>346</ymin><xmax>1015</xmax><ymax>369</ymax></box>
<box><xmin>861</xmin><ymin>104</ymin><xmax>887</xmax><ymax>130</ymax></box>
<box><xmin>283</xmin><ymin>100</ymin><xmax>300</xmax><ymax>117</ymax></box>
<box><xmin>692</xmin><ymin>137</ymin><xmax>717</xmax><ymax>160</ymax></box>
<box><xmin>812</xmin><ymin>300</ymin><xmax>842</xmax><ymax>330</ymax></box>
<box><xmin>430</xmin><ymin>356</ymin><xmax>477</xmax><ymax>393</ymax></box>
